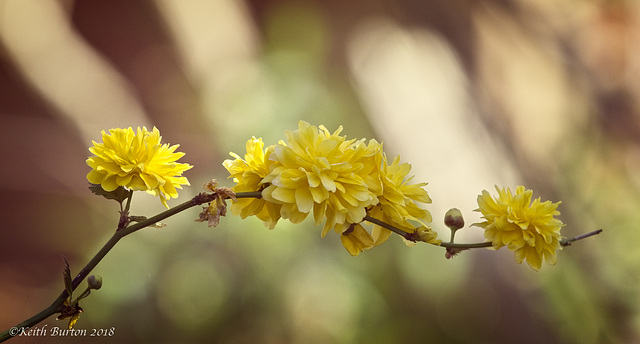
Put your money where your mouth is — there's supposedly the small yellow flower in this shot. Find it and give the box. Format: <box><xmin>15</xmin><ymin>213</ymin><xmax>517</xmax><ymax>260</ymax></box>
<box><xmin>223</xmin><ymin>137</ymin><xmax>281</xmax><ymax>229</ymax></box>
<box><xmin>86</xmin><ymin>127</ymin><xmax>192</xmax><ymax>207</ymax></box>
<box><xmin>261</xmin><ymin>121</ymin><xmax>382</xmax><ymax>235</ymax></box>
<box><xmin>475</xmin><ymin>185</ymin><xmax>565</xmax><ymax>270</ymax></box>
<box><xmin>340</xmin><ymin>224</ymin><xmax>374</xmax><ymax>256</ymax></box>
<box><xmin>370</xmin><ymin>155</ymin><xmax>438</xmax><ymax>246</ymax></box>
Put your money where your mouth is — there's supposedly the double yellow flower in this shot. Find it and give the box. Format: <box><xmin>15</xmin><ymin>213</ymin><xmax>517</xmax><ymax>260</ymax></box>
<box><xmin>223</xmin><ymin>121</ymin><xmax>438</xmax><ymax>256</ymax></box>
<box><xmin>86</xmin><ymin>127</ymin><xmax>192</xmax><ymax>208</ymax></box>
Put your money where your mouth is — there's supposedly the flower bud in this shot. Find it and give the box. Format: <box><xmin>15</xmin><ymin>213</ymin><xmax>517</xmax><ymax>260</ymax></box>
<box><xmin>87</xmin><ymin>275</ymin><xmax>103</xmax><ymax>290</ymax></box>
<box><xmin>444</xmin><ymin>208</ymin><xmax>465</xmax><ymax>231</ymax></box>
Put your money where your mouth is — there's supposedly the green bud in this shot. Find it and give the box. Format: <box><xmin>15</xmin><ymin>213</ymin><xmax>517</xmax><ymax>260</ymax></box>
<box><xmin>444</xmin><ymin>208</ymin><xmax>465</xmax><ymax>231</ymax></box>
<box><xmin>87</xmin><ymin>275</ymin><xmax>103</xmax><ymax>290</ymax></box>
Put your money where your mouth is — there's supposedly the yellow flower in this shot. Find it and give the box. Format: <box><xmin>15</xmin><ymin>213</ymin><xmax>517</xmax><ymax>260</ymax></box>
<box><xmin>340</xmin><ymin>224</ymin><xmax>374</xmax><ymax>256</ymax></box>
<box><xmin>224</xmin><ymin>122</ymin><xmax>439</xmax><ymax>254</ymax></box>
<box><xmin>475</xmin><ymin>185</ymin><xmax>565</xmax><ymax>270</ymax></box>
<box><xmin>223</xmin><ymin>137</ymin><xmax>281</xmax><ymax>229</ymax></box>
<box><xmin>261</xmin><ymin>121</ymin><xmax>382</xmax><ymax>236</ymax></box>
<box><xmin>370</xmin><ymin>155</ymin><xmax>438</xmax><ymax>246</ymax></box>
<box><xmin>86</xmin><ymin>127</ymin><xmax>192</xmax><ymax>207</ymax></box>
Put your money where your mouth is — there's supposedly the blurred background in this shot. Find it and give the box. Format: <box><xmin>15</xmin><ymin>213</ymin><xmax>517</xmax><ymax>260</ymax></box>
<box><xmin>0</xmin><ymin>0</ymin><xmax>637</xmax><ymax>343</ymax></box>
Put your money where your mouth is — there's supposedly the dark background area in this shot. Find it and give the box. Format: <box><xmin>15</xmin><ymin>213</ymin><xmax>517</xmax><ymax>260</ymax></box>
<box><xmin>0</xmin><ymin>0</ymin><xmax>637</xmax><ymax>343</ymax></box>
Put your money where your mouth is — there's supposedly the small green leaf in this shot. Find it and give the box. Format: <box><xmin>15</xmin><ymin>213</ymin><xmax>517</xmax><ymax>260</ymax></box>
<box><xmin>88</xmin><ymin>183</ymin><xmax>129</xmax><ymax>203</ymax></box>
<box><xmin>62</xmin><ymin>256</ymin><xmax>73</xmax><ymax>297</ymax></box>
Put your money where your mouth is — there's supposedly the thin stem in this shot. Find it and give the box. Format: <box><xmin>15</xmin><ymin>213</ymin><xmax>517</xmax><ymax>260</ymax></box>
<box><xmin>0</xmin><ymin>192</ymin><xmax>216</xmax><ymax>342</ymax></box>
<box><xmin>363</xmin><ymin>215</ymin><xmax>414</xmax><ymax>240</ymax></box>
<box><xmin>560</xmin><ymin>229</ymin><xmax>602</xmax><ymax>246</ymax></box>
<box><xmin>71</xmin><ymin>196</ymin><xmax>206</xmax><ymax>292</ymax></box>
<box><xmin>123</xmin><ymin>190</ymin><xmax>133</xmax><ymax>214</ymax></box>
<box><xmin>364</xmin><ymin>216</ymin><xmax>603</xmax><ymax>249</ymax></box>
<box><xmin>235</xmin><ymin>191</ymin><xmax>262</xmax><ymax>199</ymax></box>
<box><xmin>363</xmin><ymin>215</ymin><xmax>493</xmax><ymax>249</ymax></box>
<box><xmin>118</xmin><ymin>190</ymin><xmax>134</xmax><ymax>229</ymax></box>
<box><xmin>439</xmin><ymin>241</ymin><xmax>494</xmax><ymax>249</ymax></box>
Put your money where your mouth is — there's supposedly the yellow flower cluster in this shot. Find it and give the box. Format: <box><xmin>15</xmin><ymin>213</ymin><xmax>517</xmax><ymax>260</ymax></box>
<box><xmin>475</xmin><ymin>186</ymin><xmax>565</xmax><ymax>270</ymax></box>
<box><xmin>87</xmin><ymin>127</ymin><xmax>192</xmax><ymax>207</ymax></box>
<box><xmin>223</xmin><ymin>121</ymin><xmax>438</xmax><ymax>255</ymax></box>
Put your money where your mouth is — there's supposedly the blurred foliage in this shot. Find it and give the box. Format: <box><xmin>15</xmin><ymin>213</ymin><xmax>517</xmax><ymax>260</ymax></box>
<box><xmin>1</xmin><ymin>0</ymin><xmax>639</xmax><ymax>343</ymax></box>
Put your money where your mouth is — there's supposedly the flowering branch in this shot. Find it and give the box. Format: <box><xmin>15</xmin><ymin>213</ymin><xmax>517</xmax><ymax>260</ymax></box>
<box><xmin>363</xmin><ymin>214</ymin><xmax>602</xmax><ymax>249</ymax></box>
<box><xmin>237</xmin><ymin>188</ymin><xmax>603</xmax><ymax>255</ymax></box>
<box><xmin>0</xmin><ymin>123</ymin><xmax>605</xmax><ymax>341</ymax></box>
<box><xmin>234</xmin><ymin>191</ymin><xmax>602</xmax><ymax>250</ymax></box>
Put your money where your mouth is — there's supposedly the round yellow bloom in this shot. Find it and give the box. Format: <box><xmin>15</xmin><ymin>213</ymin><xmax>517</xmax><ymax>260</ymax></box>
<box><xmin>86</xmin><ymin>127</ymin><xmax>192</xmax><ymax>208</ymax></box>
<box><xmin>261</xmin><ymin>121</ymin><xmax>382</xmax><ymax>236</ymax></box>
<box><xmin>370</xmin><ymin>154</ymin><xmax>438</xmax><ymax>246</ymax></box>
<box><xmin>223</xmin><ymin>137</ymin><xmax>281</xmax><ymax>229</ymax></box>
<box><xmin>475</xmin><ymin>185</ymin><xmax>565</xmax><ymax>270</ymax></box>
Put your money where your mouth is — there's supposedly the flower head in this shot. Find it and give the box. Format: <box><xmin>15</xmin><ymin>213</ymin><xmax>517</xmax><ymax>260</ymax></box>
<box><xmin>261</xmin><ymin>121</ymin><xmax>382</xmax><ymax>235</ymax></box>
<box><xmin>223</xmin><ymin>121</ymin><xmax>437</xmax><ymax>255</ymax></box>
<box><xmin>370</xmin><ymin>155</ymin><xmax>438</xmax><ymax>246</ymax></box>
<box><xmin>223</xmin><ymin>137</ymin><xmax>281</xmax><ymax>228</ymax></box>
<box><xmin>475</xmin><ymin>185</ymin><xmax>565</xmax><ymax>270</ymax></box>
<box><xmin>86</xmin><ymin>127</ymin><xmax>192</xmax><ymax>207</ymax></box>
